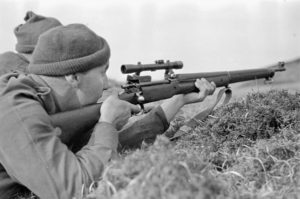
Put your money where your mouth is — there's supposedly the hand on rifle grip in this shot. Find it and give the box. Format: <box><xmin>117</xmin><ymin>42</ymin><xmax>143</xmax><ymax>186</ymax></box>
<box><xmin>99</xmin><ymin>93</ymin><xmax>141</xmax><ymax>130</ymax></box>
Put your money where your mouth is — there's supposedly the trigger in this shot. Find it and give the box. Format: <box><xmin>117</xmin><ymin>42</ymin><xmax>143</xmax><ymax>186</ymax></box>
<box><xmin>139</xmin><ymin>103</ymin><xmax>145</xmax><ymax>111</ymax></box>
<box><xmin>133</xmin><ymin>104</ymin><xmax>145</xmax><ymax>116</ymax></box>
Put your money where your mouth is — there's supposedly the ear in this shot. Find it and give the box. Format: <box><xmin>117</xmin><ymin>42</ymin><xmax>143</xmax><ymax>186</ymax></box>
<box><xmin>65</xmin><ymin>74</ymin><xmax>79</xmax><ymax>88</ymax></box>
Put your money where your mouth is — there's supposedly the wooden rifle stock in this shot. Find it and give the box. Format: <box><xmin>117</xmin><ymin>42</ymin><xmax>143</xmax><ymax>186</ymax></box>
<box><xmin>50</xmin><ymin>103</ymin><xmax>101</xmax><ymax>145</ymax></box>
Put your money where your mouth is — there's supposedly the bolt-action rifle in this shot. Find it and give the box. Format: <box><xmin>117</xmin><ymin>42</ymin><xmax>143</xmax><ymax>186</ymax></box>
<box><xmin>51</xmin><ymin>60</ymin><xmax>286</xmax><ymax>146</ymax></box>
<box><xmin>118</xmin><ymin>60</ymin><xmax>285</xmax><ymax>107</ymax></box>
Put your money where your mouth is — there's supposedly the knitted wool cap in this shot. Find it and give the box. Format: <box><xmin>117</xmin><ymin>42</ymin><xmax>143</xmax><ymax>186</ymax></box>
<box><xmin>14</xmin><ymin>11</ymin><xmax>62</xmax><ymax>53</ymax></box>
<box><xmin>28</xmin><ymin>24</ymin><xmax>111</xmax><ymax>76</ymax></box>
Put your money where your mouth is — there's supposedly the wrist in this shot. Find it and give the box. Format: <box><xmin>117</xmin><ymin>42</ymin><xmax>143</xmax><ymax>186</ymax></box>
<box><xmin>160</xmin><ymin>95</ymin><xmax>185</xmax><ymax>123</ymax></box>
<box><xmin>171</xmin><ymin>95</ymin><xmax>186</xmax><ymax>107</ymax></box>
<box><xmin>99</xmin><ymin>117</ymin><xmax>114</xmax><ymax>126</ymax></box>
<box><xmin>93</xmin><ymin>122</ymin><xmax>118</xmax><ymax>150</ymax></box>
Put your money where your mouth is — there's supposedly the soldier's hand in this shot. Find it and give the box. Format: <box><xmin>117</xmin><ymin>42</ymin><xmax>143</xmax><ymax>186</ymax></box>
<box><xmin>99</xmin><ymin>94</ymin><xmax>141</xmax><ymax>130</ymax></box>
<box><xmin>180</xmin><ymin>78</ymin><xmax>216</xmax><ymax>105</ymax></box>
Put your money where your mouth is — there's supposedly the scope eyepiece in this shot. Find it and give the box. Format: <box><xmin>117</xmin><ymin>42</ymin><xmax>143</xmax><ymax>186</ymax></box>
<box><xmin>121</xmin><ymin>60</ymin><xmax>183</xmax><ymax>74</ymax></box>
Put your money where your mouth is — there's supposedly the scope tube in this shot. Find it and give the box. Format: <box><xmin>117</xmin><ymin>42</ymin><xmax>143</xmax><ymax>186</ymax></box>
<box><xmin>121</xmin><ymin>61</ymin><xmax>183</xmax><ymax>74</ymax></box>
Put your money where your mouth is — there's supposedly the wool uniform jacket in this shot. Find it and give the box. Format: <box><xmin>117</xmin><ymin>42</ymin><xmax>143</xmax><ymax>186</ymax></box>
<box><xmin>0</xmin><ymin>72</ymin><xmax>169</xmax><ymax>199</ymax></box>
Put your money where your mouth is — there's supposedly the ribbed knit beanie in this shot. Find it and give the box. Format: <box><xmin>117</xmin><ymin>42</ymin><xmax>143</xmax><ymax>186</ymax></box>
<box><xmin>14</xmin><ymin>11</ymin><xmax>62</xmax><ymax>54</ymax></box>
<box><xmin>28</xmin><ymin>24</ymin><xmax>111</xmax><ymax>76</ymax></box>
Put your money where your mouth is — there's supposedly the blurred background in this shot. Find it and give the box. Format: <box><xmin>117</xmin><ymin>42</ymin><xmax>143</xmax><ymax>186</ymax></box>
<box><xmin>0</xmin><ymin>0</ymin><xmax>300</xmax><ymax>81</ymax></box>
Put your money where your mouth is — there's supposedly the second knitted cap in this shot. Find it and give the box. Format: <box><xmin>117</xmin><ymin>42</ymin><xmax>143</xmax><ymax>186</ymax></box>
<box><xmin>14</xmin><ymin>11</ymin><xmax>62</xmax><ymax>53</ymax></box>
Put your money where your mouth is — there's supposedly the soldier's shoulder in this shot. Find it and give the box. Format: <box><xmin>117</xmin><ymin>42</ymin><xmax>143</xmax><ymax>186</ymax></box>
<box><xmin>0</xmin><ymin>51</ymin><xmax>29</xmax><ymax>75</ymax></box>
<box><xmin>0</xmin><ymin>51</ymin><xmax>17</xmax><ymax>58</ymax></box>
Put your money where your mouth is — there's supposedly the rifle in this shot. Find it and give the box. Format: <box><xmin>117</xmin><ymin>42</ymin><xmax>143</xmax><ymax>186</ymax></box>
<box><xmin>51</xmin><ymin>60</ymin><xmax>286</xmax><ymax>147</ymax></box>
<box><xmin>118</xmin><ymin>60</ymin><xmax>285</xmax><ymax>106</ymax></box>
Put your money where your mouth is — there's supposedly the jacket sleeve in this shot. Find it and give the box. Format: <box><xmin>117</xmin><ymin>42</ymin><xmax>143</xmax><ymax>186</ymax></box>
<box><xmin>0</xmin><ymin>96</ymin><xmax>117</xmax><ymax>199</ymax></box>
<box><xmin>118</xmin><ymin>105</ymin><xmax>170</xmax><ymax>149</ymax></box>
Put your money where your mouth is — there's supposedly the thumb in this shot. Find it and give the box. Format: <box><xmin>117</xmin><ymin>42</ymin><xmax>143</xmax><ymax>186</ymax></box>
<box><xmin>110</xmin><ymin>89</ymin><xmax>120</xmax><ymax>97</ymax></box>
<box><xmin>97</xmin><ymin>88</ymin><xmax>119</xmax><ymax>103</ymax></box>
<box><xmin>128</xmin><ymin>103</ymin><xmax>142</xmax><ymax>114</ymax></box>
<box><xmin>106</xmin><ymin>89</ymin><xmax>120</xmax><ymax>101</ymax></box>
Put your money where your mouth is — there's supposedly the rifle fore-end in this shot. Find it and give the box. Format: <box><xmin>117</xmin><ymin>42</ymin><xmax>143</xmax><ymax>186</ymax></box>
<box><xmin>177</xmin><ymin>68</ymin><xmax>276</xmax><ymax>87</ymax></box>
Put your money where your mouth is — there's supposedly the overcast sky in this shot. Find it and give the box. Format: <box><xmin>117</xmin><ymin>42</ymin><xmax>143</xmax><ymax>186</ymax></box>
<box><xmin>0</xmin><ymin>0</ymin><xmax>299</xmax><ymax>80</ymax></box>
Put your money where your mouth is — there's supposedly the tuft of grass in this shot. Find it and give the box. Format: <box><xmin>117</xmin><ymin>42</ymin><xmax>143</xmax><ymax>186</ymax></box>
<box><xmin>86</xmin><ymin>136</ymin><xmax>229</xmax><ymax>199</ymax></box>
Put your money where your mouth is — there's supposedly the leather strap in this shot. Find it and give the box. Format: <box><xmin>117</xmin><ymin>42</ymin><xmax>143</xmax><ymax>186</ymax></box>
<box><xmin>170</xmin><ymin>88</ymin><xmax>232</xmax><ymax>140</ymax></box>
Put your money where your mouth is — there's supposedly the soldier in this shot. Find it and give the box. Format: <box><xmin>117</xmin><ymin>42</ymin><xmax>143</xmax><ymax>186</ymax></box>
<box><xmin>0</xmin><ymin>11</ymin><xmax>62</xmax><ymax>75</ymax></box>
<box><xmin>0</xmin><ymin>24</ymin><xmax>215</xmax><ymax>198</ymax></box>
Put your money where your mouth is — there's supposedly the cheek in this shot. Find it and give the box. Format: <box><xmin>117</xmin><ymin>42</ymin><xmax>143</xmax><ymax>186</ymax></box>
<box><xmin>94</xmin><ymin>77</ymin><xmax>104</xmax><ymax>97</ymax></box>
<box><xmin>89</xmin><ymin>71</ymin><xmax>106</xmax><ymax>99</ymax></box>
<box><xmin>83</xmin><ymin>78</ymin><xmax>102</xmax><ymax>99</ymax></box>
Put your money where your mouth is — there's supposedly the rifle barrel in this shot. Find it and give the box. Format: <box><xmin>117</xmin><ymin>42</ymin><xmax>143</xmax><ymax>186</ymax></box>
<box><xmin>175</xmin><ymin>63</ymin><xmax>285</xmax><ymax>87</ymax></box>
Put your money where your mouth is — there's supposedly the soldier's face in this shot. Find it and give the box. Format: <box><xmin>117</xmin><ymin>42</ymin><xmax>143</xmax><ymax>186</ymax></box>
<box><xmin>76</xmin><ymin>63</ymin><xmax>109</xmax><ymax>106</ymax></box>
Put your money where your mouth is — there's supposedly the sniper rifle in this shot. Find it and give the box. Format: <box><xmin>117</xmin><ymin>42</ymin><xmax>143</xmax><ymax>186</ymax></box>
<box><xmin>118</xmin><ymin>60</ymin><xmax>285</xmax><ymax>106</ymax></box>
